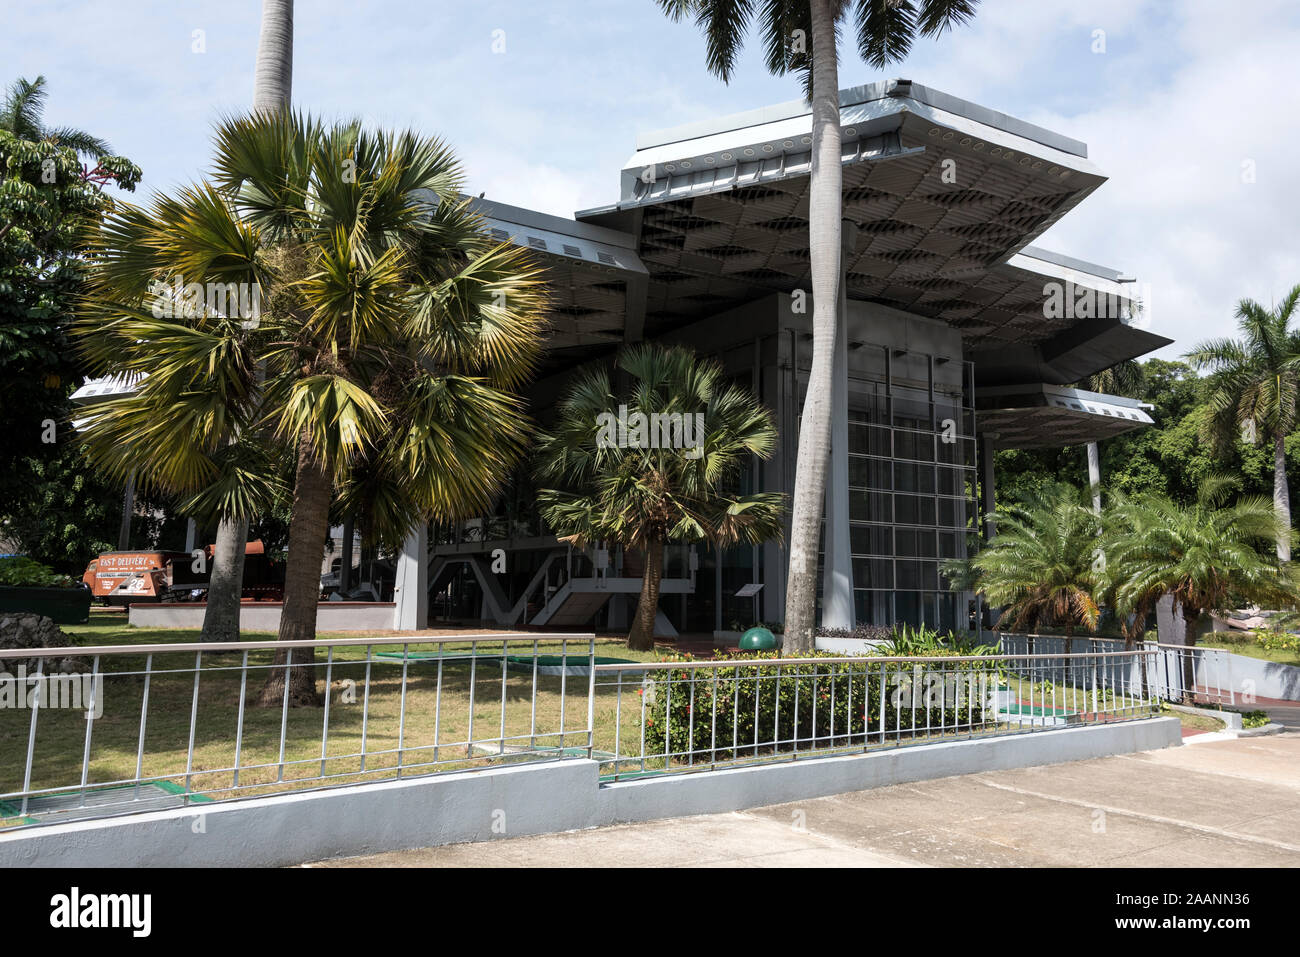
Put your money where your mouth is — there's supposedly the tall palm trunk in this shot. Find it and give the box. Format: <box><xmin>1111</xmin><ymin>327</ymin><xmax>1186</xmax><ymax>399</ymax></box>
<box><xmin>783</xmin><ymin>0</ymin><xmax>842</xmax><ymax>654</ymax></box>
<box><xmin>204</xmin><ymin>0</ymin><xmax>294</xmax><ymax>642</ymax></box>
<box><xmin>1274</xmin><ymin>433</ymin><xmax>1291</xmax><ymax>562</ymax></box>
<box><xmin>258</xmin><ymin>431</ymin><xmax>328</xmax><ymax>706</ymax></box>
<box><xmin>201</xmin><ymin>518</ymin><xmax>248</xmax><ymax>642</ymax></box>
<box><xmin>253</xmin><ymin>0</ymin><xmax>294</xmax><ymax>113</ymax></box>
<box><xmin>1086</xmin><ymin>441</ymin><xmax>1102</xmax><ymax>515</ymax></box>
<box><xmin>627</xmin><ymin>541</ymin><xmax>663</xmax><ymax>652</ymax></box>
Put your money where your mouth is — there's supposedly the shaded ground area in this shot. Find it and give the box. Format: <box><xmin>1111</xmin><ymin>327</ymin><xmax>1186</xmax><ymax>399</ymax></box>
<box><xmin>315</xmin><ymin>732</ymin><xmax>1300</xmax><ymax>868</ymax></box>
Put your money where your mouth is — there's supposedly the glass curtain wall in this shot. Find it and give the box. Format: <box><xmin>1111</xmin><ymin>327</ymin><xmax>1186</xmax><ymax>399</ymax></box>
<box><xmin>802</xmin><ymin>346</ymin><xmax>977</xmax><ymax>631</ymax></box>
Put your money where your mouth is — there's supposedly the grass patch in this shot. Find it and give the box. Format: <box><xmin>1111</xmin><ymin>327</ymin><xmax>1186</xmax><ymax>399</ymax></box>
<box><xmin>1160</xmin><ymin>703</ymin><xmax>1227</xmax><ymax>733</ymax></box>
<box><xmin>1195</xmin><ymin>634</ymin><xmax>1300</xmax><ymax>669</ymax></box>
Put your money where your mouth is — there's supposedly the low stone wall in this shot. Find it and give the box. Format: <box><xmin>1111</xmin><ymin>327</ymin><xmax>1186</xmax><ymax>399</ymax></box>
<box><xmin>0</xmin><ymin>716</ymin><xmax>1182</xmax><ymax>867</ymax></box>
<box><xmin>128</xmin><ymin>601</ymin><xmax>398</xmax><ymax>633</ymax></box>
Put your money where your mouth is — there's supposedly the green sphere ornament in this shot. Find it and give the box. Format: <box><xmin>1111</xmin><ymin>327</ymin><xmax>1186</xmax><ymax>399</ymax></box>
<box><xmin>739</xmin><ymin>626</ymin><xmax>777</xmax><ymax>650</ymax></box>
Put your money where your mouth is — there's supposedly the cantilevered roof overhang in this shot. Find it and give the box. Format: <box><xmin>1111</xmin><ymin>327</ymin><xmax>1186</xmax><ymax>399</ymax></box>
<box><xmin>976</xmin><ymin>384</ymin><xmax>1154</xmax><ymax>450</ymax></box>
<box><xmin>575</xmin><ymin>78</ymin><xmax>1150</xmax><ymax>380</ymax></box>
<box><xmin>468</xmin><ymin>198</ymin><xmax>648</xmax><ymax>364</ymax></box>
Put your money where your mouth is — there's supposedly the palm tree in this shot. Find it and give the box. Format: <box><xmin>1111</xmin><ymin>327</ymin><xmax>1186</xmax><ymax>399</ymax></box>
<box><xmin>1</xmin><ymin>75</ymin><xmax>111</xmax><ymax>157</ymax></box>
<box><xmin>1105</xmin><ymin>481</ymin><xmax>1295</xmax><ymax>701</ymax></box>
<box><xmin>1081</xmin><ymin>360</ymin><xmax>1144</xmax><ymax>514</ymax></box>
<box><xmin>657</xmin><ymin>0</ymin><xmax>979</xmax><ymax>652</ymax></box>
<box><xmin>970</xmin><ymin>483</ymin><xmax>1101</xmax><ymax>654</ymax></box>
<box><xmin>253</xmin><ymin>0</ymin><xmax>294</xmax><ymax>112</ymax></box>
<box><xmin>1186</xmin><ymin>285</ymin><xmax>1300</xmax><ymax>561</ymax></box>
<box><xmin>78</xmin><ymin>110</ymin><xmax>550</xmax><ymax>704</ymax></box>
<box><xmin>536</xmin><ymin>344</ymin><xmax>785</xmax><ymax>650</ymax></box>
<box><xmin>201</xmin><ymin>0</ymin><xmax>299</xmax><ymax>644</ymax></box>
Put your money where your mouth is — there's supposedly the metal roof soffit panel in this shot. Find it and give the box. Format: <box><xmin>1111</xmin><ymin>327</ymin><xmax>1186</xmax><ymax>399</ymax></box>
<box><xmin>614</xmin><ymin>128</ymin><xmax>922</xmax><ymax>211</ymax></box>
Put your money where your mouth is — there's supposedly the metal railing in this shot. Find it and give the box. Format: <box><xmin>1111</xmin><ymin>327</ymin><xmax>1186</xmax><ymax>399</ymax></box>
<box><xmin>0</xmin><ymin>633</ymin><xmax>597</xmax><ymax>831</ymax></box>
<box><xmin>0</xmin><ymin>635</ymin><xmax>1170</xmax><ymax>830</ymax></box>
<box><xmin>592</xmin><ymin>648</ymin><xmax>1159</xmax><ymax>781</ymax></box>
<box><xmin>997</xmin><ymin>633</ymin><xmax>1243</xmax><ymax>707</ymax></box>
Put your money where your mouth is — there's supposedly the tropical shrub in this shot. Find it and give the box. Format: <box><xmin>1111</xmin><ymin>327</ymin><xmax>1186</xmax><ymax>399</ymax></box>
<box><xmin>972</xmin><ymin>482</ymin><xmax>1101</xmax><ymax>638</ymax></box>
<box><xmin>1242</xmin><ymin>710</ymin><xmax>1270</xmax><ymax>729</ymax></box>
<box><xmin>1257</xmin><ymin>630</ymin><xmax>1300</xmax><ymax>653</ymax></box>
<box><xmin>876</xmin><ymin>623</ymin><xmax>999</xmax><ymax>657</ymax></box>
<box><xmin>641</xmin><ymin>650</ymin><xmax>991</xmax><ymax>764</ymax></box>
<box><xmin>0</xmin><ymin>557</ymin><xmax>77</xmax><ymax>589</ymax></box>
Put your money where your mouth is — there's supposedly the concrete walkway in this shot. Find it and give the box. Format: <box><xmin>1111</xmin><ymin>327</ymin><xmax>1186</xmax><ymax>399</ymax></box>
<box><xmin>314</xmin><ymin>732</ymin><xmax>1300</xmax><ymax>868</ymax></box>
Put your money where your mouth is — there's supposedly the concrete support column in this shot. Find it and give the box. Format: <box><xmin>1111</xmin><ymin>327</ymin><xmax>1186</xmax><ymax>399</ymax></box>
<box><xmin>392</xmin><ymin>523</ymin><xmax>429</xmax><ymax>631</ymax></box>
<box><xmin>821</xmin><ymin>220</ymin><xmax>858</xmax><ymax>631</ymax></box>
<box><xmin>982</xmin><ymin>434</ymin><xmax>998</xmax><ymax>541</ymax></box>
<box><xmin>340</xmin><ymin>517</ymin><xmax>355</xmax><ymax>593</ymax></box>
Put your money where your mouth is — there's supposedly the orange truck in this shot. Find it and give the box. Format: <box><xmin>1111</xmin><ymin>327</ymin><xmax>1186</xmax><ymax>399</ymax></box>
<box><xmin>82</xmin><ymin>551</ymin><xmax>183</xmax><ymax>605</ymax></box>
<box><xmin>82</xmin><ymin>541</ymin><xmax>281</xmax><ymax>605</ymax></box>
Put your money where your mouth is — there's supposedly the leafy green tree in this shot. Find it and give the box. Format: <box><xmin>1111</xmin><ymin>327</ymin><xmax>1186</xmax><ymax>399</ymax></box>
<box><xmin>0</xmin><ymin>75</ymin><xmax>109</xmax><ymax>156</ymax></box>
<box><xmin>1</xmin><ymin>443</ymin><xmax>119</xmax><ymax>573</ymax></box>
<box><xmin>657</xmin><ymin>0</ymin><xmax>979</xmax><ymax>651</ymax></box>
<box><xmin>536</xmin><ymin>344</ymin><xmax>785</xmax><ymax>650</ymax></box>
<box><xmin>0</xmin><ymin>76</ymin><xmax>140</xmax><ymax>511</ymax></box>
<box><xmin>77</xmin><ymin>111</ymin><xmax>550</xmax><ymax>704</ymax></box>
<box><xmin>1186</xmin><ymin>285</ymin><xmax>1300</xmax><ymax>561</ymax></box>
<box><xmin>970</xmin><ymin>482</ymin><xmax>1100</xmax><ymax>653</ymax></box>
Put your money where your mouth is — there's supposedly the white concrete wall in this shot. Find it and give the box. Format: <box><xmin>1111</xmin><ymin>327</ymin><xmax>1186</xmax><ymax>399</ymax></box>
<box><xmin>0</xmin><ymin>717</ymin><xmax>1181</xmax><ymax>867</ymax></box>
<box><xmin>129</xmin><ymin>602</ymin><xmax>397</xmax><ymax>632</ymax></box>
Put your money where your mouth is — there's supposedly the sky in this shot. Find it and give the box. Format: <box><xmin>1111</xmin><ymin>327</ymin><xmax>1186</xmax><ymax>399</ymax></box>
<box><xmin>4</xmin><ymin>0</ymin><xmax>1300</xmax><ymax>359</ymax></box>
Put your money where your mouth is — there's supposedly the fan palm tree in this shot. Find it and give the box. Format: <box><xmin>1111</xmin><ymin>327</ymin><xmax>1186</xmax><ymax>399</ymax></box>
<box><xmin>970</xmin><ymin>483</ymin><xmax>1101</xmax><ymax>654</ymax></box>
<box><xmin>201</xmin><ymin>0</ymin><xmax>300</xmax><ymax>644</ymax></box>
<box><xmin>1</xmin><ymin>75</ymin><xmax>111</xmax><ymax>157</ymax></box>
<box><xmin>77</xmin><ymin>110</ymin><xmax>549</xmax><ymax>704</ymax></box>
<box><xmin>1081</xmin><ymin>359</ymin><xmax>1144</xmax><ymax>514</ymax></box>
<box><xmin>1186</xmin><ymin>285</ymin><xmax>1300</xmax><ymax>561</ymax></box>
<box><xmin>1104</xmin><ymin>481</ymin><xmax>1295</xmax><ymax>700</ymax></box>
<box><xmin>657</xmin><ymin>0</ymin><xmax>979</xmax><ymax>652</ymax></box>
<box><xmin>536</xmin><ymin>344</ymin><xmax>785</xmax><ymax>650</ymax></box>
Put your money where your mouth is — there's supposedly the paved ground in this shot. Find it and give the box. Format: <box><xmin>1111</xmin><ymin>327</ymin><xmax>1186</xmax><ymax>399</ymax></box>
<box><xmin>315</xmin><ymin>731</ymin><xmax>1300</xmax><ymax>868</ymax></box>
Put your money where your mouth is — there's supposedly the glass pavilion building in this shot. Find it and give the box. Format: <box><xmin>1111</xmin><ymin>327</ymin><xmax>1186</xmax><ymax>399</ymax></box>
<box><xmin>396</xmin><ymin>79</ymin><xmax>1169</xmax><ymax>636</ymax></box>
